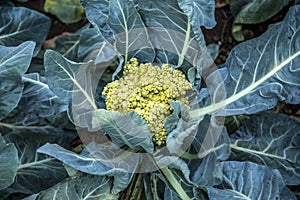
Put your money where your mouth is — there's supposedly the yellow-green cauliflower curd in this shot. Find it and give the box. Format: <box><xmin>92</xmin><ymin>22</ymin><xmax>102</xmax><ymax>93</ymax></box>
<box><xmin>102</xmin><ymin>58</ymin><xmax>192</xmax><ymax>146</ymax></box>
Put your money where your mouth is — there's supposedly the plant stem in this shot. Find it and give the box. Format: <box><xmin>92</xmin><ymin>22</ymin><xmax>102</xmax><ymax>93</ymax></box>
<box><xmin>160</xmin><ymin>167</ymin><xmax>191</xmax><ymax>200</ymax></box>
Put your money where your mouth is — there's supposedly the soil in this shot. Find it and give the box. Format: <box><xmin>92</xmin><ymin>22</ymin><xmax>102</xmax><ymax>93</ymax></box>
<box><xmin>13</xmin><ymin>0</ymin><xmax>300</xmax><ymax>117</ymax></box>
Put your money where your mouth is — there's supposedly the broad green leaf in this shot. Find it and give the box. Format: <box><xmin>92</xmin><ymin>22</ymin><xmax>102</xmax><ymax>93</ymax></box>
<box><xmin>49</xmin><ymin>26</ymin><xmax>89</xmax><ymax>62</ymax></box>
<box><xmin>44</xmin><ymin>49</ymin><xmax>120</xmax><ymax>127</ymax></box>
<box><xmin>44</xmin><ymin>50</ymin><xmax>83</xmax><ymax>103</ymax></box>
<box><xmin>230</xmin><ymin>0</ymin><xmax>291</xmax><ymax>41</ymax></box>
<box><xmin>0</xmin><ymin>134</ymin><xmax>18</xmax><ymax>190</ymax></box>
<box><xmin>229</xmin><ymin>111</ymin><xmax>300</xmax><ymax>185</ymax></box>
<box><xmin>187</xmin><ymin>115</ymin><xmax>230</xmax><ymax>186</ymax></box>
<box><xmin>157</xmin><ymin>168</ymin><xmax>207</xmax><ymax>200</ymax></box>
<box><xmin>0</xmin><ymin>129</ymin><xmax>75</xmax><ymax>198</ymax></box>
<box><xmin>21</xmin><ymin>73</ymin><xmax>67</xmax><ymax>118</ymax></box>
<box><xmin>80</xmin><ymin>0</ymin><xmax>112</xmax><ymax>38</ymax></box>
<box><xmin>92</xmin><ymin>109</ymin><xmax>154</xmax><ymax>153</ymax></box>
<box><xmin>190</xmin><ymin>5</ymin><xmax>300</xmax><ymax>117</ymax></box>
<box><xmin>44</xmin><ymin>0</ymin><xmax>85</xmax><ymax>24</ymax></box>
<box><xmin>224</xmin><ymin>114</ymin><xmax>250</xmax><ymax>134</ymax></box>
<box><xmin>107</xmin><ymin>0</ymin><xmax>155</xmax><ymax>63</ymax></box>
<box><xmin>138</xmin><ymin>0</ymin><xmax>206</xmax><ymax>66</ymax></box>
<box><xmin>205</xmin><ymin>161</ymin><xmax>296</xmax><ymax>200</ymax></box>
<box><xmin>81</xmin><ymin>0</ymin><xmax>155</xmax><ymax>63</ymax></box>
<box><xmin>178</xmin><ymin>0</ymin><xmax>216</xmax><ymax>37</ymax></box>
<box><xmin>53</xmin><ymin>34</ymin><xmax>80</xmax><ymax>61</ymax></box>
<box><xmin>0</xmin><ymin>41</ymin><xmax>35</xmax><ymax>120</ymax></box>
<box><xmin>0</xmin><ymin>73</ymin><xmax>72</xmax><ymax>135</ymax></box>
<box><xmin>166</xmin><ymin>102</ymin><xmax>202</xmax><ymax>155</ymax></box>
<box><xmin>37</xmin><ymin>143</ymin><xmax>119</xmax><ymax>175</ymax></box>
<box><xmin>27</xmin><ymin>50</ymin><xmax>46</xmax><ymax>75</ymax></box>
<box><xmin>30</xmin><ymin>175</ymin><xmax>118</xmax><ymax>200</ymax></box>
<box><xmin>37</xmin><ymin>143</ymin><xmax>135</xmax><ymax>193</ymax></box>
<box><xmin>78</xmin><ymin>27</ymin><xmax>105</xmax><ymax>61</ymax></box>
<box><xmin>0</xmin><ymin>7</ymin><xmax>50</xmax><ymax>55</ymax></box>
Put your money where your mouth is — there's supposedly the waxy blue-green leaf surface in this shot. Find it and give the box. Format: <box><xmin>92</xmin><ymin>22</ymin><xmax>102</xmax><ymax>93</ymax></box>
<box><xmin>37</xmin><ymin>143</ymin><xmax>134</xmax><ymax>193</ymax></box>
<box><xmin>0</xmin><ymin>7</ymin><xmax>50</xmax><ymax>55</ymax></box>
<box><xmin>44</xmin><ymin>49</ymin><xmax>122</xmax><ymax>128</ymax></box>
<box><xmin>0</xmin><ymin>129</ymin><xmax>75</xmax><ymax>199</ymax></box>
<box><xmin>157</xmin><ymin>168</ymin><xmax>207</xmax><ymax>200</ymax></box>
<box><xmin>138</xmin><ymin>0</ymin><xmax>206</xmax><ymax>66</ymax></box>
<box><xmin>107</xmin><ymin>0</ymin><xmax>155</xmax><ymax>63</ymax></box>
<box><xmin>81</xmin><ymin>0</ymin><xmax>155</xmax><ymax>63</ymax></box>
<box><xmin>205</xmin><ymin>161</ymin><xmax>296</xmax><ymax>200</ymax></box>
<box><xmin>0</xmin><ymin>73</ymin><xmax>72</xmax><ymax>137</ymax></box>
<box><xmin>44</xmin><ymin>50</ymin><xmax>83</xmax><ymax>103</ymax></box>
<box><xmin>188</xmin><ymin>115</ymin><xmax>230</xmax><ymax>186</ymax></box>
<box><xmin>80</xmin><ymin>0</ymin><xmax>112</xmax><ymax>38</ymax></box>
<box><xmin>178</xmin><ymin>0</ymin><xmax>216</xmax><ymax>38</ymax></box>
<box><xmin>0</xmin><ymin>41</ymin><xmax>35</xmax><ymax>120</ymax></box>
<box><xmin>92</xmin><ymin>109</ymin><xmax>154</xmax><ymax>153</ymax></box>
<box><xmin>229</xmin><ymin>111</ymin><xmax>300</xmax><ymax>185</ymax></box>
<box><xmin>78</xmin><ymin>27</ymin><xmax>105</xmax><ymax>61</ymax></box>
<box><xmin>166</xmin><ymin>102</ymin><xmax>202</xmax><ymax>155</ymax></box>
<box><xmin>191</xmin><ymin>5</ymin><xmax>300</xmax><ymax>117</ymax></box>
<box><xmin>21</xmin><ymin>73</ymin><xmax>67</xmax><ymax>118</ymax></box>
<box><xmin>50</xmin><ymin>33</ymin><xmax>80</xmax><ymax>61</ymax></box>
<box><xmin>27</xmin><ymin>175</ymin><xmax>118</xmax><ymax>200</ymax></box>
<box><xmin>0</xmin><ymin>134</ymin><xmax>18</xmax><ymax>190</ymax></box>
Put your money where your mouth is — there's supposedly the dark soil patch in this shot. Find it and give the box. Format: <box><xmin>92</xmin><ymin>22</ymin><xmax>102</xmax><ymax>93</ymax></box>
<box><xmin>13</xmin><ymin>0</ymin><xmax>87</xmax><ymax>39</ymax></box>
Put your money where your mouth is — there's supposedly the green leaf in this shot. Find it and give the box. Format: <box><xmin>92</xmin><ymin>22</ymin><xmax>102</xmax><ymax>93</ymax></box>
<box><xmin>107</xmin><ymin>0</ymin><xmax>155</xmax><ymax>63</ymax></box>
<box><xmin>0</xmin><ymin>134</ymin><xmax>18</xmax><ymax>190</ymax></box>
<box><xmin>166</xmin><ymin>102</ymin><xmax>202</xmax><ymax>155</ymax></box>
<box><xmin>92</xmin><ymin>109</ymin><xmax>154</xmax><ymax>153</ymax></box>
<box><xmin>190</xmin><ymin>5</ymin><xmax>300</xmax><ymax>117</ymax></box>
<box><xmin>37</xmin><ymin>143</ymin><xmax>135</xmax><ymax>193</ymax></box>
<box><xmin>80</xmin><ymin>0</ymin><xmax>112</xmax><ymax>37</ymax></box>
<box><xmin>81</xmin><ymin>0</ymin><xmax>155</xmax><ymax>63</ymax></box>
<box><xmin>49</xmin><ymin>26</ymin><xmax>87</xmax><ymax>61</ymax></box>
<box><xmin>0</xmin><ymin>41</ymin><xmax>35</xmax><ymax>120</ymax></box>
<box><xmin>187</xmin><ymin>115</ymin><xmax>230</xmax><ymax>186</ymax></box>
<box><xmin>78</xmin><ymin>27</ymin><xmax>105</xmax><ymax>61</ymax></box>
<box><xmin>205</xmin><ymin>161</ymin><xmax>296</xmax><ymax>200</ymax></box>
<box><xmin>0</xmin><ymin>73</ymin><xmax>72</xmax><ymax>135</ymax></box>
<box><xmin>224</xmin><ymin>114</ymin><xmax>250</xmax><ymax>134</ymax></box>
<box><xmin>0</xmin><ymin>129</ymin><xmax>75</xmax><ymax>198</ymax></box>
<box><xmin>30</xmin><ymin>175</ymin><xmax>118</xmax><ymax>200</ymax></box>
<box><xmin>0</xmin><ymin>7</ymin><xmax>50</xmax><ymax>55</ymax></box>
<box><xmin>157</xmin><ymin>169</ymin><xmax>207</xmax><ymax>200</ymax></box>
<box><xmin>229</xmin><ymin>111</ymin><xmax>300</xmax><ymax>185</ymax></box>
<box><xmin>44</xmin><ymin>49</ymin><xmax>122</xmax><ymax>128</ymax></box>
<box><xmin>38</xmin><ymin>143</ymin><xmax>118</xmax><ymax>175</ymax></box>
<box><xmin>44</xmin><ymin>50</ymin><xmax>83</xmax><ymax>103</ymax></box>
<box><xmin>178</xmin><ymin>0</ymin><xmax>216</xmax><ymax>39</ymax></box>
<box><xmin>21</xmin><ymin>73</ymin><xmax>67</xmax><ymax>118</ymax></box>
<box><xmin>230</xmin><ymin>0</ymin><xmax>291</xmax><ymax>41</ymax></box>
<box><xmin>44</xmin><ymin>0</ymin><xmax>85</xmax><ymax>24</ymax></box>
<box><xmin>138</xmin><ymin>0</ymin><xmax>206</xmax><ymax>66</ymax></box>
